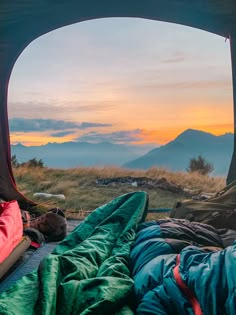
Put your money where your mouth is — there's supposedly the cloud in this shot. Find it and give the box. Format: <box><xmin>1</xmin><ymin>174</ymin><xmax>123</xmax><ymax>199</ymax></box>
<box><xmin>50</xmin><ymin>131</ymin><xmax>75</xmax><ymax>137</ymax></box>
<box><xmin>162</xmin><ymin>52</ymin><xmax>186</xmax><ymax>64</ymax></box>
<box><xmin>9</xmin><ymin>118</ymin><xmax>78</xmax><ymax>132</ymax></box>
<box><xmin>9</xmin><ymin>118</ymin><xmax>112</xmax><ymax>132</ymax></box>
<box><xmin>69</xmin><ymin>103</ymin><xmax>116</xmax><ymax>113</ymax></box>
<box><xmin>126</xmin><ymin>79</ymin><xmax>232</xmax><ymax>92</ymax></box>
<box><xmin>78</xmin><ymin>122</ymin><xmax>112</xmax><ymax>129</ymax></box>
<box><xmin>8</xmin><ymin>101</ymin><xmax>116</xmax><ymax>120</ymax></box>
<box><xmin>8</xmin><ymin>101</ymin><xmax>60</xmax><ymax>119</ymax></box>
<box><xmin>74</xmin><ymin>129</ymin><xmax>143</xmax><ymax>144</ymax></box>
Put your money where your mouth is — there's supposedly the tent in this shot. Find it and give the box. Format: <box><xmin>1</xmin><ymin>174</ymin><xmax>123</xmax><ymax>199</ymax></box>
<box><xmin>0</xmin><ymin>0</ymin><xmax>236</xmax><ymax>206</ymax></box>
<box><xmin>0</xmin><ymin>3</ymin><xmax>236</xmax><ymax>314</ymax></box>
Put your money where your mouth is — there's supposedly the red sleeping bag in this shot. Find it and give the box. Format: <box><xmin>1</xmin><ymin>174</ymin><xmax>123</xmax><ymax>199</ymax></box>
<box><xmin>0</xmin><ymin>200</ymin><xmax>23</xmax><ymax>263</ymax></box>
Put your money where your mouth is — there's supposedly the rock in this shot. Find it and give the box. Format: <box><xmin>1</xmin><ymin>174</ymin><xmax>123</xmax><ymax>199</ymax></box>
<box><xmin>33</xmin><ymin>193</ymin><xmax>66</xmax><ymax>200</ymax></box>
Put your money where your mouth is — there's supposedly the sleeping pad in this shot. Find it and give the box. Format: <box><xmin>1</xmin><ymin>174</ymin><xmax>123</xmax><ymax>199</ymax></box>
<box><xmin>0</xmin><ymin>191</ymin><xmax>148</xmax><ymax>315</ymax></box>
<box><xmin>130</xmin><ymin>218</ymin><xmax>236</xmax><ymax>315</ymax></box>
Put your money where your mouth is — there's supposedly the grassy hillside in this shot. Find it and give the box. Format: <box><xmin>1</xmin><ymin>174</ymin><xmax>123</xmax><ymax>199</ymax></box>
<box><xmin>13</xmin><ymin>165</ymin><xmax>226</xmax><ymax>219</ymax></box>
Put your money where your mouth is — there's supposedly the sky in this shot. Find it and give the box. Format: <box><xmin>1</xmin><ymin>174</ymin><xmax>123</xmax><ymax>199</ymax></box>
<box><xmin>8</xmin><ymin>17</ymin><xmax>233</xmax><ymax>146</ymax></box>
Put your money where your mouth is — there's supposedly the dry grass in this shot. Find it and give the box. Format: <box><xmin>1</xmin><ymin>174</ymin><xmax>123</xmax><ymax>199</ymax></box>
<box><xmin>13</xmin><ymin>166</ymin><xmax>226</xmax><ymax>217</ymax></box>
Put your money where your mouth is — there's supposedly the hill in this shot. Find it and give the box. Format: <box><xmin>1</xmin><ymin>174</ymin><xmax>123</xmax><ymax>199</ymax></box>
<box><xmin>11</xmin><ymin>141</ymin><xmax>154</xmax><ymax>168</ymax></box>
<box><xmin>123</xmin><ymin>129</ymin><xmax>233</xmax><ymax>176</ymax></box>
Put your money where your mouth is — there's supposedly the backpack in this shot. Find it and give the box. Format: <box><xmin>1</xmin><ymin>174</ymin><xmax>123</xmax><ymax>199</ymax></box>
<box><xmin>170</xmin><ymin>180</ymin><xmax>236</xmax><ymax>230</ymax></box>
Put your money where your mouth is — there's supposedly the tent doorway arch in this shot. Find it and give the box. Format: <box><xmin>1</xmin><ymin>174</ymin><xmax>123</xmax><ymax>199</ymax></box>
<box><xmin>1</xmin><ymin>1</ymin><xmax>236</xmax><ymax>206</ymax></box>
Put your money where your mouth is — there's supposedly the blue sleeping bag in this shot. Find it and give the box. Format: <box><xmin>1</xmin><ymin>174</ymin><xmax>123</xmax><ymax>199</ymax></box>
<box><xmin>130</xmin><ymin>219</ymin><xmax>236</xmax><ymax>315</ymax></box>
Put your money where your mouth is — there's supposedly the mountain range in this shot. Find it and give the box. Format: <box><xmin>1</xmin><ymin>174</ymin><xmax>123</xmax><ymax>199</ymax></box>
<box><xmin>11</xmin><ymin>129</ymin><xmax>233</xmax><ymax>176</ymax></box>
<box><xmin>123</xmin><ymin>129</ymin><xmax>233</xmax><ymax>176</ymax></box>
<box><xmin>11</xmin><ymin>141</ymin><xmax>154</xmax><ymax>169</ymax></box>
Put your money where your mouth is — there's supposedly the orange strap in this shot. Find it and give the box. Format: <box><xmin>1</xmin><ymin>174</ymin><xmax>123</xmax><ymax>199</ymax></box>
<box><xmin>173</xmin><ymin>254</ymin><xmax>203</xmax><ymax>315</ymax></box>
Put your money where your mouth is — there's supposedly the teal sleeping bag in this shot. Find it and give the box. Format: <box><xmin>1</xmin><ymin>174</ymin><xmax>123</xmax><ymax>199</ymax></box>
<box><xmin>130</xmin><ymin>219</ymin><xmax>236</xmax><ymax>314</ymax></box>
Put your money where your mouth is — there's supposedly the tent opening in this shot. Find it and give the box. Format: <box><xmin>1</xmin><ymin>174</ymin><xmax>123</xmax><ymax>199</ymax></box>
<box><xmin>7</xmin><ymin>17</ymin><xmax>233</xmax><ymax>213</ymax></box>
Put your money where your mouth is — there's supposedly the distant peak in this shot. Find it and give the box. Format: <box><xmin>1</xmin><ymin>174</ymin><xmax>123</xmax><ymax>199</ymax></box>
<box><xmin>13</xmin><ymin>142</ymin><xmax>25</xmax><ymax>147</ymax></box>
<box><xmin>175</xmin><ymin>129</ymin><xmax>214</xmax><ymax>142</ymax></box>
<box><xmin>180</xmin><ymin>128</ymin><xmax>213</xmax><ymax>136</ymax></box>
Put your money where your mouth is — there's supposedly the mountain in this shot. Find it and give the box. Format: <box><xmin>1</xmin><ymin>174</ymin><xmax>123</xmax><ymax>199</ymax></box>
<box><xmin>123</xmin><ymin>129</ymin><xmax>233</xmax><ymax>176</ymax></box>
<box><xmin>11</xmin><ymin>141</ymin><xmax>154</xmax><ymax>168</ymax></box>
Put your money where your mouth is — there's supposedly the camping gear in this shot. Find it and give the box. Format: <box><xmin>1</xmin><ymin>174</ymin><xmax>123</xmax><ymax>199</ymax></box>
<box><xmin>0</xmin><ymin>192</ymin><xmax>235</xmax><ymax>314</ymax></box>
<box><xmin>23</xmin><ymin>227</ymin><xmax>45</xmax><ymax>245</ymax></box>
<box><xmin>29</xmin><ymin>208</ymin><xmax>67</xmax><ymax>242</ymax></box>
<box><xmin>22</xmin><ymin>208</ymin><xmax>67</xmax><ymax>242</ymax></box>
<box><xmin>0</xmin><ymin>236</ymin><xmax>31</xmax><ymax>280</ymax></box>
<box><xmin>0</xmin><ymin>200</ymin><xmax>23</xmax><ymax>263</ymax></box>
<box><xmin>0</xmin><ymin>191</ymin><xmax>148</xmax><ymax>314</ymax></box>
<box><xmin>130</xmin><ymin>219</ymin><xmax>236</xmax><ymax>314</ymax></box>
<box><xmin>0</xmin><ymin>219</ymin><xmax>81</xmax><ymax>294</ymax></box>
<box><xmin>0</xmin><ymin>200</ymin><xmax>31</xmax><ymax>280</ymax></box>
<box><xmin>170</xmin><ymin>180</ymin><xmax>236</xmax><ymax>229</ymax></box>
<box><xmin>21</xmin><ymin>210</ymin><xmax>31</xmax><ymax>228</ymax></box>
<box><xmin>0</xmin><ymin>2</ymin><xmax>236</xmax><ymax>314</ymax></box>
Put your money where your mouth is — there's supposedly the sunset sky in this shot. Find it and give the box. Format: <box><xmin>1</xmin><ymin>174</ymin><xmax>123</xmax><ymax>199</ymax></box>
<box><xmin>8</xmin><ymin>18</ymin><xmax>233</xmax><ymax>146</ymax></box>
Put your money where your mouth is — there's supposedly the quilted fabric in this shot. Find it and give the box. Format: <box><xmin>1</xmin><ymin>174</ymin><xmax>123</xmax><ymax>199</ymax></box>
<box><xmin>0</xmin><ymin>201</ymin><xmax>23</xmax><ymax>263</ymax></box>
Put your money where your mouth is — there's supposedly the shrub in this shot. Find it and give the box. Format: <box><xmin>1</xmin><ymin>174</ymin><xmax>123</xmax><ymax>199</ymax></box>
<box><xmin>22</xmin><ymin>157</ymin><xmax>45</xmax><ymax>168</ymax></box>
<box><xmin>186</xmin><ymin>155</ymin><xmax>214</xmax><ymax>175</ymax></box>
<box><xmin>11</xmin><ymin>154</ymin><xmax>20</xmax><ymax>168</ymax></box>
<box><xmin>11</xmin><ymin>155</ymin><xmax>45</xmax><ymax>168</ymax></box>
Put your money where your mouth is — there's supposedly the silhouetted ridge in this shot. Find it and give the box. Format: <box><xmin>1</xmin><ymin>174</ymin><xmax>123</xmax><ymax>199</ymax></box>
<box><xmin>124</xmin><ymin>129</ymin><xmax>233</xmax><ymax>176</ymax></box>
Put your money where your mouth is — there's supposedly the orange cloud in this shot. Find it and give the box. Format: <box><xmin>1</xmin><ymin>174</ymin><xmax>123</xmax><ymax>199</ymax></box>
<box><xmin>134</xmin><ymin>123</ymin><xmax>233</xmax><ymax>145</ymax></box>
<box><xmin>192</xmin><ymin>123</ymin><xmax>233</xmax><ymax>135</ymax></box>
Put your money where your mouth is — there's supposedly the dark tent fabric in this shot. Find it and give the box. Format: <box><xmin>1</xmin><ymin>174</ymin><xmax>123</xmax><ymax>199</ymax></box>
<box><xmin>0</xmin><ymin>1</ymin><xmax>236</xmax><ymax>205</ymax></box>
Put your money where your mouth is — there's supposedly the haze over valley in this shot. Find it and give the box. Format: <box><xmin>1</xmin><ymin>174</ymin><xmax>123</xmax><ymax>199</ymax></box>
<box><xmin>11</xmin><ymin>129</ymin><xmax>233</xmax><ymax>176</ymax></box>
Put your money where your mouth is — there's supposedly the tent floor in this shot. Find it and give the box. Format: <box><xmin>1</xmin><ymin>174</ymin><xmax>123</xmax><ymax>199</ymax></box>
<box><xmin>0</xmin><ymin>219</ymin><xmax>81</xmax><ymax>294</ymax></box>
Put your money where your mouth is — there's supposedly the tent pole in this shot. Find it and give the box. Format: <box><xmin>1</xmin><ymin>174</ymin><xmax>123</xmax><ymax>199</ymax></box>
<box><xmin>227</xmin><ymin>34</ymin><xmax>236</xmax><ymax>184</ymax></box>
